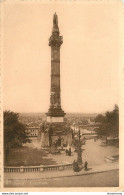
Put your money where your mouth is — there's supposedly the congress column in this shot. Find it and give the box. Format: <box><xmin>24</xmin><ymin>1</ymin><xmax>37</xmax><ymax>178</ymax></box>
<box><xmin>46</xmin><ymin>13</ymin><xmax>66</xmax><ymax>123</ymax></box>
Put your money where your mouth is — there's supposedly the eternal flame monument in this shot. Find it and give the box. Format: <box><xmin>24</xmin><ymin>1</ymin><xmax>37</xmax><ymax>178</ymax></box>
<box><xmin>40</xmin><ymin>13</ymin><xmax>72</xmax><ymax>148</ymax></box>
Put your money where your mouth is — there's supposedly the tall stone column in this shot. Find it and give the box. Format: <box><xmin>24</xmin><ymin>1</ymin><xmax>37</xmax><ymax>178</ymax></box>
<box><xmin>46</xmin><ymin>13</ymin><xmax>65</xmax><ymax>123</ymax></box>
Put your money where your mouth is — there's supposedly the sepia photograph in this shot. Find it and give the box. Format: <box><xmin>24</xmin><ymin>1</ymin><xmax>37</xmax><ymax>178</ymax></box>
<box><xmin>2</xmin><ymin>0</ymin><xmax>122</xmax><ymax>188</ymax></box>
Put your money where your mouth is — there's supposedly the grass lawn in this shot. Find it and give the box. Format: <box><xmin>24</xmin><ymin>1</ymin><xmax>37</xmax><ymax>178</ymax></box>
<box><xmin>5</xmin><ymin>147</ymin><xmax>57</xmax><ymax>166</ymax></box>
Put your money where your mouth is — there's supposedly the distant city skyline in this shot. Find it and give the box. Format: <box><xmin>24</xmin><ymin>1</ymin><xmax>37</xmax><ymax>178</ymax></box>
<box><xmin>3</xmin><ymin>2</ymin><xmax>120</xmax><ymax>113</ymax></box>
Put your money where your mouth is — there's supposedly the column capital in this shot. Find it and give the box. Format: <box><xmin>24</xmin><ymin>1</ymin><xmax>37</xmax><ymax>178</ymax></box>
<box><xmin>49</xmin><ymin>34</ymin><xmax>63</xmax><ymax>47</ymax></box>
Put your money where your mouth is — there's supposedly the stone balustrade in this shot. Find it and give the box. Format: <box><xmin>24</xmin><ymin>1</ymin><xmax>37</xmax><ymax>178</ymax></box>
<box><xmin>4</xmin><ymin>163</ymin><xmax>73</xmax><ymax>173</ymax></box>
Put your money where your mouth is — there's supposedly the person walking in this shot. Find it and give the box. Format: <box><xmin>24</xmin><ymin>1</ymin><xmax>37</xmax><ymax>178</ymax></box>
<box><xmin>73</xmin><ymin>160</ymin><xmax>76</xmax><ymax>171</ymax></box>
<box><xmin>84</xmin><ymin>161</ymin><xmax>88</xmax><ymax>171</ymax></box>
<box><xmin>75</xmin><ymin>161</ymin><xmax>80</xmax><ymax>172</ymax></box>
<box><xmin>73</xmin><ymin>160</ymin><xmax>79</xmax><ymax>172</ymax></box>
<box><xmin>68</xmin><ymin>147</ymin><xmax>71</xmax><ymax>156</ymax></box>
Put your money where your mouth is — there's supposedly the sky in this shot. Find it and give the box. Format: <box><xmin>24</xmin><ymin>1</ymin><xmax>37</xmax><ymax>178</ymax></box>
<box><xmin>2</xmin><ymin>0</ymin><xmax>122</xmax><ymax>113</ymax></box>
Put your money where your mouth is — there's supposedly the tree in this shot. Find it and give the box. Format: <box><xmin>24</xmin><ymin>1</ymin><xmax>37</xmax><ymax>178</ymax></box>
<box><xmin>105</xmin><ymin>104</ymin><xmax>119</xmax><ymax>138</ymax></box>
<box><xmin>95</xmin><ymin>114</ymin><xmax>105</xmax><ymax>124</ymax></box>
<box><xmin>4</xmin><ymin>111</ymin><xmax>31</xmax><ymax>162</ymax></box>
<box><xmin>95</xmin><ymin>105</ymin><xmax>119</xmax><ymax>144</ymax></box>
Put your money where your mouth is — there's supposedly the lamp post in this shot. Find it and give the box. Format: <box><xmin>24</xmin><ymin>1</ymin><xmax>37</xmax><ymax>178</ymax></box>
<box><xmin>78</xmin><ymin>125</ymin><xmax>81</xmax><ymax>141</ymax></box>
<box><xmin>77</xmin><ymin>124</ymin><xmax>82</xmax><ymax>165</ymax></box>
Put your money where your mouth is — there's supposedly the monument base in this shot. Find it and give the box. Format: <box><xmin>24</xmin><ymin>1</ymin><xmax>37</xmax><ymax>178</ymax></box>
<box><xmin>47</xmin><ymin>116</ymin><xmax>64</xmax><ymax>123</ymax></box>
<box><xmin>39</xmin><ymin>122</ymin><xmax>72</xmax><ymax>148</ymax></box>
<box><xmin>46</xmin><ymin>107</ymin><xmax>66</xmax><ymax>117</ymax></box>
<box><xmin>40</xmin><ymin>132</ymin><xmax>72</xmax><ymax>148</ymax></box>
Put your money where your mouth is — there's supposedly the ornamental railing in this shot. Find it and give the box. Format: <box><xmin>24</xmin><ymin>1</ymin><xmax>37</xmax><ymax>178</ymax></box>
<box><xmin>4</xmin><ymin>163</ymin><xmax>73</xmax><ymax>173</ymax></box>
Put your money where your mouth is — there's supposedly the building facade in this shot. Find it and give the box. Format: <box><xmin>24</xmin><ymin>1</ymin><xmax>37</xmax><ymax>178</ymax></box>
<box><xmin>26</xmin><ymin>127</ymin><xmax>40</xmax><ymax>137</ymax></box>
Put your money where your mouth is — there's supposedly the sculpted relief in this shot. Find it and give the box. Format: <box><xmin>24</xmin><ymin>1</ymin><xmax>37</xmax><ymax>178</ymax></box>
<box><xmin>50</xmin><ymin>92</ymin><xmax>61</xmax><ymax>108</ymax></box>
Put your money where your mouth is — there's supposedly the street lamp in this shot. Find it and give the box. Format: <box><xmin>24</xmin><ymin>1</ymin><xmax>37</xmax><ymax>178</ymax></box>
<box><xmin>78</xmin><ymin>126</ymin><xmax>81</xmax><ymax>141</ymax></box>
<box><xmin>77</xmin><ymin>124</ymin><xmax>82</xmax><ymax>165</ymax></box>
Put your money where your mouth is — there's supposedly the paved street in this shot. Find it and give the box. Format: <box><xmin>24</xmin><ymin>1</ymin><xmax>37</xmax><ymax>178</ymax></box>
<box><xmin>37</xmin><ymin>170</ymin><xmax>119</xmax><ymax>187</ymax></box>
<box><xmin>41</xmin><ymin>170</ymin><xmax>119</xmax><ymax>187</ymax></box>
<box><xmin>4</xmin><ymin>162</ymin><xmax>119</xmax><ymax>187</ymax></box>
<box><xmin>5</xmin><ymin>170</ymin><xmax>119</xmax><ymax>187</ymax></box>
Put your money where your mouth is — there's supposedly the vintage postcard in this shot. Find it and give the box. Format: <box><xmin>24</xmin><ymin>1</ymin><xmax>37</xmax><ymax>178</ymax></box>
<box><xmin>0</xmin><ymin>0</ymin><xmax>124</xmax><ymax>192</ymax></box>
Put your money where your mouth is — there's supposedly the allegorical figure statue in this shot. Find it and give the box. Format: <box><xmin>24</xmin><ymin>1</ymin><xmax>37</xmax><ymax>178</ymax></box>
<box><xmin>53</xmin><ymin>12</ymin><xmax>58</xmax><ymax>27</ymax></box>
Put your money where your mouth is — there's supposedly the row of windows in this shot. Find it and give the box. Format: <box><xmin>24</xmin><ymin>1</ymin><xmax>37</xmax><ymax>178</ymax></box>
<box><xmin>30</xmin><ymin>133</ymin><xmax>37</xmax><ymax>136</ymax></box>
<box><xmin>26</xmin><ymin>129</ymin><xmax>39</xmax><ymax>132</ymax></box>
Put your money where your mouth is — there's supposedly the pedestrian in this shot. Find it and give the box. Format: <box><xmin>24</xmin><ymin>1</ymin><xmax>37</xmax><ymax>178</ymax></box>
<box><xmin>73</xmin><ymin>160</ymin><xmax>76</xmax><ymax>171</ymax></box>
<box><xmin>65</xmin><ymin>149</ymin><xmax>68</xmax><ymax>156</ymax></box>
<box><xmin>68</xmin><ymin>147</ymin><xmax>71</xmax><ymax>156</ymax></box>
<box><xmin>84</xmin><ymin>161</ymin><xmax>88</xmax><ymax>171</ymax></box>
<box><xmin>74</xmin><ymin>161</ymin><xmax>80</xmax><ymax>172</ymax></box>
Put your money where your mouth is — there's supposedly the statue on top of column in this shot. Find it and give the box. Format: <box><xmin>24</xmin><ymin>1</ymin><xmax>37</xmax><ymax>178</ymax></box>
<box><xmin>52</xmin><ymin>13</ymin><xmax>59</xmax><ymax>35</ymax></box>
<box><xmin>53</xmin><ymin>12</ymin><xmax>58</xmax><ymax>27</ymax></box>
<box><xmin>50</xmin><ymin>13</ymin><xmax>62</xmax><ymax>46</ymax></box>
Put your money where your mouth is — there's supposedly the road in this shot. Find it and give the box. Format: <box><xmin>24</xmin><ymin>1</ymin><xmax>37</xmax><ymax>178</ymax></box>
<box><xmin>5</xmin><ymin>170</ymin><xmax>119</xmax><ymax>187</ymax></box>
